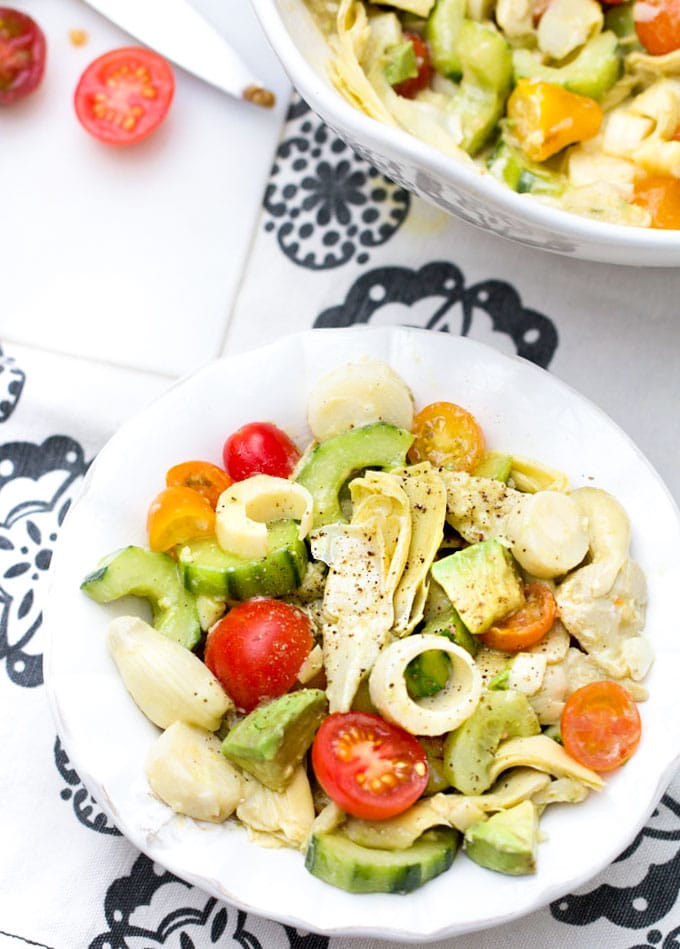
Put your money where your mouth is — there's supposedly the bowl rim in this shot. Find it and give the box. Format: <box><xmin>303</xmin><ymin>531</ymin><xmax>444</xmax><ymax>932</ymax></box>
<box><xmin>251</xmin><ymin>0</ymin><xmax>680</xmax><ymax>262</ymax></box>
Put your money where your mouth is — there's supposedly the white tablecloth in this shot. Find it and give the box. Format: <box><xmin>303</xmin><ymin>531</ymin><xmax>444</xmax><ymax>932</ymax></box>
<box><xmin>3</xmin><ymin>12</ymin><xmax>680</xmax><ymax>946</ymax></box>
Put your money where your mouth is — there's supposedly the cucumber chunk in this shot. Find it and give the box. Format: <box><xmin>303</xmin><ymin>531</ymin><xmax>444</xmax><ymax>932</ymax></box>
<box><xmin>81</xmin><ymin>545</ymin><xmax>201</xmax><ymax>649</ymax></box>
<box><xmin>295</xmin><ymin>422</ymin><xmax>414</xmax><ymax>528</ymax></box>
<box><xmin>512</xmin><ymin>31</ymin><xmax>623</xmax><ymax>100</ymax></box>
<box><xmin>487</xmin><ymin>139</ymin><xmax>566</xmax><ymax>196</ymax></box>
<box><xmin>305</xmin><ymin>827</ymin><xmax>459</xmax><ymax>893</ymax></box>
<box><xmin>178</xmin><ymin>519</ymin><xmax>308</xmax><ymax>601</ymax></box>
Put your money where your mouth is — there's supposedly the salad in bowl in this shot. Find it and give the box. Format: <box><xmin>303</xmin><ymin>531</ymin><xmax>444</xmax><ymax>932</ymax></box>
<box><xmin>44</xmin><ymin>328</ymin><xmax>680</xmax><ymax>940</ymax></box>
<box><xmin>300</xmin><ymin>0</ymin><xmax>680</xmax><ymax>229</ymax></box>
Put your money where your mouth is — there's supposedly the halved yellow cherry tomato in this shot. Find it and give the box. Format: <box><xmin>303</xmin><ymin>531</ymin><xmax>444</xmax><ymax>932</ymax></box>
<box><xmin>507</xmin><ymin>79</ymin><xmax>602</xmax><ymax>162</ymax></box>
<box><xmin>561</xmin><ymin>681</ymin><xmax>641</xmax><ymax>772</ymax></box>
<box><xmin>147</xmin><ymin>485</ymin><xmax>215</xmax><ymax>552</ymax></box>
<box><xmin>165</xmin><ymin>460</ymin><xmax>232</xmax><ymax>509</ymax></box>
<box><xmin>478</xmin><ymin>582</ymin><xmax>557</xmax><ymax>652</ymax></box>
<box><xmin>408</xmin><ymin>401</ymin><xmax>486</xmax><ymax>472</ymax></box>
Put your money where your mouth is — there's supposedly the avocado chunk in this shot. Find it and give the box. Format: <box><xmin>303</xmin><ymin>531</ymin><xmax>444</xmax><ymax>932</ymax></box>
<box><xmin>443</xmin><ymin>689</ymin><xmax>541</xmax><ymax>794</ymax></box>
<box><xmin>512</xmin><ymin>30</ymin><xmax>623</xmax><ymax>100</ymax></box>
<box><xmin>295</xmin><ymin>422</ymin><xmax>414</xmax><ymax>528</ymax></box>
<box><xmin>384</xmin><ymin>39</ymin><xmax>419</xmax><ymax>86</ymax></box>
<box><xmin>405</xmin><ymin>609</ymin><xmax>478</xmax><ymax>699</ymax></box>
<box><xmin>464</xmin><ymin>800</ymin><xmax>539</xmax><ymax>875</ymax></box>
<box><xmin>430</xmin><ymin>539</ymin><xmax>524</xmax><ymax>634</ymax></box>
<box><xmin>473</xmin><ymin>450</ymin><xmax>515</xmax><ymax>482</ymax></box>
<box><xmin>221</xmin><ymin>688</ymin><xmax>327</xmax><ymax>791</ymax></box>
<box><xmin>305</xmin><ymin>827</ymin><xmax>459</xmax><ymax>893</ymax></box>
<box><xmin>420</xmin><ymin>606</ymin><xmax>480</xmax><ymax>656</ymax></box>
<box><xmin>420</xmin><ymin>736</ymin><xmax>451</xmax><ymax>794</ymax></box>
<box><xmin>177</xmin><ymin>519</ymin><xmax>308</xmax><ymax>601</ymax></box>
<box><xmin>81</xmin><ymin>545</ymin><xmax>201</xmax><ymax>649</ymax></box>
<box><xmin>405</xmin><ymin>647</ymin><xmax>452</xmax><ymax>698</ymax></box>
<box><xmin>487</xmin><ymin>138</ymin><xmax>566</xmax><ymax>196</ymax></box>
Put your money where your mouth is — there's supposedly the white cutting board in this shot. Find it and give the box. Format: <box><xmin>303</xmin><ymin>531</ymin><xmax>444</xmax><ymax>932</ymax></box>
<box><xmin>0</xmin><ymin>0</ymin><xmax>290</xmax><ymax>377</ymax></box>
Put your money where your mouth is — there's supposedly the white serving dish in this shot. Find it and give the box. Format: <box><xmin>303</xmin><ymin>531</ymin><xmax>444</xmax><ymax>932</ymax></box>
<box><xmin>45</xmin><ymin>326</ymin><xmax>680</xmax><ymax>940</ymax></box>
<box><xmin>250</xmin><ymin>0</ymin><xmax>680</xmax><ymax>266</ymax></box>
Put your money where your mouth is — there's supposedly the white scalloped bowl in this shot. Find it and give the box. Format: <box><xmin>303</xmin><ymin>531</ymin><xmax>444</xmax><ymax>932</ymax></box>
<box><xmin>45</xmin><ymin>327</ymin><xmax>680</xmax><ymax>941</ymax></box>
<box><xmin>250</xmin><ymin>0</ymin><xmax>680</xmax><ymax>266</ymax></box>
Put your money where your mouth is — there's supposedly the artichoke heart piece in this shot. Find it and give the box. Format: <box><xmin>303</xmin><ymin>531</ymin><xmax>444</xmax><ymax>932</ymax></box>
<box><xmin>488</xmin><ymin>734</ymin><xmax>605</xmax><ymax>789</ymax></box>
<box><xmin>311</xmin><ymin>471</ymin><xmax>412</xmax><ymax>713</ymax></box>
<box><xmin>327</xmin><ymin>1</ymin><xmax>399</xmax><ymax>126</ymax></box>
<box><xmin>391</xmin><ymin>462</ymin><xmax>448</xmax><ymax>635</ymax></box>
<box><xmin>555</xmin><ymin>487</ymin><xmax>651</xmax><ymax>680</ymax></box>
<box><xmin>438</xmin><ymin>469</ymin><xmax>589</xmax><ymax>579</ymax></box>
<box><xmin>311</xmin><ymin>522</ymin><xmax>393</xmax><ymax>712</ymax></box>
<box><xmin>344</xmin><ymin>767</ymin><xmax>554</xmax><ymax>849</ymax></box>
<box><xmin>350</xmin><ymin>470</ymin><xmax>412</xmax><ymax>595</ymax></box>
<box><xmin>146</xmin><ymin>721</ymin><xmax>243</xmax><ymax>823</ymax></box>
<box><xmin>237</xmin><ymin>765</ymin><xmax>315</xmax><ymax>850</ymax></box>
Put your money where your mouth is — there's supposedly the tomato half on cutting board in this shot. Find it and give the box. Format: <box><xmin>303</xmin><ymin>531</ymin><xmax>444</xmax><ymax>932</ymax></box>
<box><xmin>74</xmin><ymin>46</ymin><xmax>174</xmax><ymax>145</ymax></box>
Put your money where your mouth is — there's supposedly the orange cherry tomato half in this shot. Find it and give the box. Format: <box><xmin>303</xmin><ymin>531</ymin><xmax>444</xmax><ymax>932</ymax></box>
<box><xmin>74</xmin><ymin>47</ymin><xmax>174</xmax><ymax>145</ymax></box>
<box><xmin>147</xmin><ymin>485</ymin><xmax>215</xmax><ymax>552</ymax></box>
<box><xmin>311</xmin><ymin>711</ymin><xmax>429</xmax><ymax>820</ymax></box>
<box><xmin>478</xmin><ymin>582</ymin><xmax>557</xmax><ymax>652</ymax></box>
<box><xmin>561</xmin><ymin>681</ymin><xmax>642</xmax><ymax>772</ymax></box>
<box><xmin>634</xmin><ymin>0</ymin><xmax>680</xmax><ymax>54</ymax></box>
<box><xmin>632</xmin><ymin>176</ymin><xmax>680</xmax><ymax>229</ymax></box>
<box><xmin>393</xmin><ymin>32</ymin><xmax>432</xmax><ymax>99</ymax></box>
<box><xmin>165</xmin><ymin>460</ymin><xmax>232</xmax><ymax>509</ymax></box>
<box><xmin>408</xmin><ymin>401</ymin><xmax>486</xmax><ymax>472</ymax></box>
<box><xmin>0</xmin><ymin>7</ymin><xmax>46</xmax><ymax>105</ymax></box>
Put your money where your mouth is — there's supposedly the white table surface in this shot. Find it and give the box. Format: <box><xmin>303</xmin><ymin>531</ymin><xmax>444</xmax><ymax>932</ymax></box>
<box><xmin>2</xmin><ymin>2</ymin><xmax>680</xmax><ymax>947</ymax></box>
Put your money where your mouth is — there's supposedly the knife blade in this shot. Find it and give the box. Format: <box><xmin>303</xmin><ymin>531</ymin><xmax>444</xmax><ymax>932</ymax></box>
<box><xmin>83</xmin><ymin>0</ymin><xmax>276</xmax><ymax>107</ymax></box>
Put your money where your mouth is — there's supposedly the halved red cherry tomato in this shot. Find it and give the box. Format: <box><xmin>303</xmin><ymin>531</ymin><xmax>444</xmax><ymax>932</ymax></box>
<box><xmin>204</xmin><ymin>597</ymin><xmax>313</xmax><ymax>712</ymax></box>
<box><xmin>311</xmin><ymin>711</ymin><xmax>429</xmax><ymax>820</ymax></box>
<box><xmin>165</xmin><ymin>460</ymin><xmax>232</xmax><ymax>509</ymax></box>
<box><xmin>74</xmin><ymin>47</ymin><xmax>174</xmax><ymax>145</ymax></box>
<box><xmin>393</xmin><ymin>33</ymin><xmax>432</xmax><ymax>99</ymax></box>
<box><xmin>408</xmin><ymin>400</ymin><xmax>486</xmax><ymax>472</ymax></box>
<box><xmin>561</xmin><ymin>681</ymin><xmax>642</xmax><ymax>772</ymax></box>
<box><xmin>634</xmin><ymin>0</ymin><xmax>680</xmax><ymax>54</ymax></box>
<box><xmin>147</xmin><ymin>485</ymin><xmax>215</xmax><ymax>552</ymax></box>
<box><xmin>478</xmin><ymin>582</ymin><xmax>557</xmax><ymax>652</ymax></box>
<box><xmin>632</xmin><ymin>176</ymin><xmax>680</xmax><ymax>229</ymax></box>
<box><xmin>223</xmin><ymin>421</ymin><xmax>301</xmax><ymax>481</ymax></box>
<box><xmin>0</xmin><ymin>7</ymin><xmax>46</xmax><ymax>105</ymax></box>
